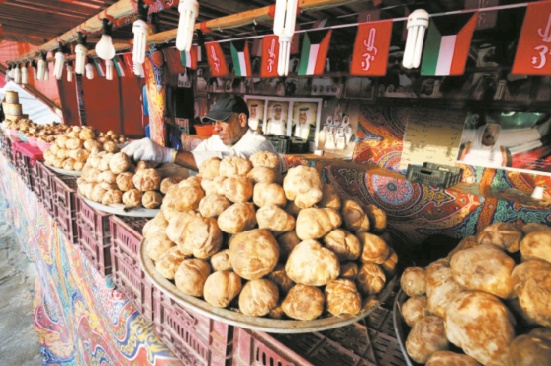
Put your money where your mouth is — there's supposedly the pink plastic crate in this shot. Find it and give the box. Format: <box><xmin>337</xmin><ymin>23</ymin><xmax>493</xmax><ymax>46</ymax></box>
<box><xmin>76</xmin><ymin>197</ymin><xmax>111</xmax><ymax>240</ymax></box>
<box><xmin>232</xmin><ymin>328</ymin><xmax>309</xmax><ymax>366</ymax></box>
<box><xmin>109</xmin><ymin>215</ymin><xmax>153</xmax><ymax>323</ymax></box>
<box><xmin>35</xmin><ymin>162</ymin><xmax>55</xmax><ymax>216</ymax></box>
<box><xmin>154</xmin><ymin>291</ymin><xmax>233</xmax><ymax>366</ymax></box>
<box><xmin>110</xmin><ymin>243</ymin><xmax>154</xmax><ymax>323</ymax></box>
<box><xmin>77</xmin><ymin>222</ymin><xmax>111</xmax><ymax>276</ymax></box>
<box><xmin>14</xmin><ymin>150</ymin><xmax>35</xmax><ymax>190</ymax></box>
<box><xmin>109</xmin><ymin>215</ymin><xmax>148</xmax><ymax>257</ymax></box>
<box><xmin>51</xmin><ymin>174</ymin><xmax>78</xmax><ymax>213</ymax></box>
<box><xmin>55</xmin><ymin>203</ymin><xmax>78</xmax><ymax>243</ymax></box>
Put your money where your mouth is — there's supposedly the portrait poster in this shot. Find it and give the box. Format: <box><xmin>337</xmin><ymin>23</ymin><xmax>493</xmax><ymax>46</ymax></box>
<box><xmin>457</xmin><ymin>111</ymin><xmax>551</xmax><ymax>175</ymax></box>
<box><xmin>317</xmin><ymin>99</ymin><xmax>360</xmax><ymax>159</ymax></box>
<box><xmin>243</xmin><ymin>96</ymin><xmax>266</xmax><ymax>133</ymax></box>
<box><xmin>195</xmin><ymin>66</ymin><xmax>209</xmax><ymax>97</ymax></box>
<box><xmin>289</xmin><ymin>98</ymin><xmax>322</xmax><ymax>147</ymax></box>
<box><xmin>264</xmin><ymin>98</ymin><xmax>291</xmax><ymax>136</ymax></box>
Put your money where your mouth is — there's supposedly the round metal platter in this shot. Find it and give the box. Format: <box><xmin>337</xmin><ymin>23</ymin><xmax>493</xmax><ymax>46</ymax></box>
<box><xmin>80</xmin><ymin>196</ymin><xmax>159</xmax><ymax>218</ymax></box>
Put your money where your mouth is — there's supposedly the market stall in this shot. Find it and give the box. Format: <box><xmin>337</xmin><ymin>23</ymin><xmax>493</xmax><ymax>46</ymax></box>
<box><xmin>1</xmin><ymin>0</ymin><xmax>551</xmax><ymax>365</ymax></box>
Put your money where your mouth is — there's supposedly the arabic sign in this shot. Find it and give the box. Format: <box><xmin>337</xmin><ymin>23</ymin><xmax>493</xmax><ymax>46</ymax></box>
<box><xmin>261</xmin><ymin>35</ymin><xmax>280</xmax><ymax>78</ymax></box>
<box><xmin>512</xmin><ymin>2</ymin><xmax>551</xmax><ymax>75</ymax></box>
<box><xmin>205</xmin><ymin>41</ymin><xmax>229</xmax><ymax>77</ymax></box>
<box><xmin>350</xmin><ymin>20</ymin><xmax>393</xmax><ymax>76</ymax></box>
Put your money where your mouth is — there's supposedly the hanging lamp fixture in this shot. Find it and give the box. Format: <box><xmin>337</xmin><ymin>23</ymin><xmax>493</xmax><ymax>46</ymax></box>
<box><xmin>13</xmin><ymin>64</ymin><xmax>21</xmax><ymax>84</ymax></box>
<box><xmin>21</xmin><ymin>62</ymin><xmax>28</xmax><ymax>85</ymax></box>
<box><xmin>66</xmin><ymin>61</ymin><xmax>73</xmax><ymax>82</ymax></box>
<box><xmin>36</xmin><ymin>52</ymin><xmax>46</xmax><ymax>81</ymax></box>
<box><xmin>105</xmin><ymin>59</ymin><xmax>114</xmax><ymax>80</ymax></box>
<box><xmin>273</xmin><ymin>0</ymin><xmax>298</xmax><ymax>76</ymax></box>
<box><xmin>176</xmin><ymin>0</ymin><xmax>199</xmax><ymax>52</ymax></box>
<box><xmin>85</xmin><ymin>58</ymin><xmax>95</xmax><ymax>79</ymax></box>
<box><xmin>54</xmin><ymin>42</ymin><xmax>66</xmax><ymax>80</ymax></box>
<box><xmin>75</xmin><ymin>32</ymin><xmax>87</xmax><ymax>75</ymax></box>
<box><xmin>402</xmin><ymin>9</ymin><xmax>429</xmax><ymax>69</ymax></box>
<box><xmin>132</xmin><ymin>0</ymin><xmax>149</xmax><ymax>65</ymax></box>
<box><xmin>95</xmin><ymin>18</ymin><xmax>116</xmax><ymax>61</ymax></box>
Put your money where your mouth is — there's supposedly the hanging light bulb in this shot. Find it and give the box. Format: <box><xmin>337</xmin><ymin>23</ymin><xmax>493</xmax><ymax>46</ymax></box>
<box><xmin>273</xmin><ymin>0</ymin><xmax>298</xmax><ymax>76</ymax></box>
<box><xmin>95</xmin><ymin>18</ymin><xmax>116</xmax><ymax>61</ymax></box>
<box><xmin>21</xmin><ymin>62</ymin><xmax>29</xmax><ymax>85</ymax></box>
<box><xmin>133</xmin><ymin>0</ymin><xmax>149</xmax><ymax>64</ymax></box>
<box><xmin>132</xmin><ymin>61</ymin><xmax>144</xmax><ymax>78</ymax></box>
<box><xmin>54</xmin><ymin>43</ymin><xmax>66</xmax><ymax>80</ymax></box>
<box><xmin>5</xmin><ymin>65</ymin><xmax>12</xmax><ymax>82</ymax></box>
<box><xmin>176</xmin><ymin>0</ymin><xmax>199</xmax><ymax>52</ymax></box>
<box><xmin>403</xmin><ymin>9</ymin><xmax>429</xmax><ymax>69</ymax></box>
<box><xmin>66</xmin><ymin>61</ymin><xmax>73</xmax><ymax>82</ymax></box>
<box><xmin>13</xmin><ymin>64</ymin><xmax>21</xmax><ymax>84</ymax></box>
<box><xmin>85</xmin><ymin>59</ymin><xmax>95</xmax><ymax>79</ymax></box>
<box><xmin>75</xmin><ymin>32</ymin><xmax>87</xmax><ymax>75</ymax></box>
<box><xmin>36</xmin><ymin>53</ymin><xmax>46</xmax><ymax>81</ymax></box>
<box><xmin>43</xmin><ymin>61</ymin><xmax>50</xmax><ymax>81</ymax></box>
<box><xmin>105</xmin><ymin>59</ymin><xmax>114</xmax><ymax>80</ymax></box>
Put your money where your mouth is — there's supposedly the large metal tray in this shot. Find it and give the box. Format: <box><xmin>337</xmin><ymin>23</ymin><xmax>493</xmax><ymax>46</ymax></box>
<box><xmin>80</xmin><ymin>195</ymin><xmax>159</xmax><ymax>218</ymax></box>
<box><xmin>393</xmin><ymin>289</ymin><xmax>417</xmax><ymax>366</ymax></box>
<box><xmin>45</xmin><ymin>164</ymin><xmax>82</xmax><ymax>177</ymax></box>
<box><xmin>140</xmin><ymin>238</ymin><xmax>397</xmax><ymax>333</ymax></box>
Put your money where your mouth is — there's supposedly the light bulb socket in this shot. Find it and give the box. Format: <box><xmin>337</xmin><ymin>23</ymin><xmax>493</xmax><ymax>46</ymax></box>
<box><xmin>101</xmin><ymin>18</ymin><xmax>113</xmax><ymax>37</ymax></box>
<box><xmin>40</xmin><ymin>52</ymin><xmax>46</xmax><ymax>61</ymax></box>
<box><xmin>67</xmin><ymin>60</ymin><xmax>73</xmax><ymax>67</ymax></box>
<box><xmin>77</xmin><ymin>31</ymin><xmax>87</xmax><ymax>45</ymax></box>
<box><xmin>137</xmin><ymin>0</ymin><xmax>148</xmax><ymax>21</ymax></box>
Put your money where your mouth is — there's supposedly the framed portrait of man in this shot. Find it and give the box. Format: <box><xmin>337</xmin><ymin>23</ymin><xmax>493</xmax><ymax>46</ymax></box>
<box><xmin>243</xmin><ymin>96</ymin><xmax>267</xmax><ymax>133</ymax></box>
<box><xmin>289</xmin><ymin>98</ymin><xmax>322</xmax><ymax>147</ymax></box>
<box><xmin>264</xmin><ymin>98</ymin><xmax>291</xmax><ymax>136</ymax></box>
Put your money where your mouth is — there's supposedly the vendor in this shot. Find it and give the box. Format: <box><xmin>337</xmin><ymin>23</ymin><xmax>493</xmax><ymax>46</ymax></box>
<box><xmin>122</xmin><ymin>94</ymin><xmax>278</xmax><ymax>171</ymax></box>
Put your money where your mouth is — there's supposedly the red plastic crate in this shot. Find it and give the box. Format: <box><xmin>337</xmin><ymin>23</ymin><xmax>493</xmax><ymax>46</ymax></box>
<box><xmin>232</xmin><ymin>328</ymin><xmax>309</xmax><ymax>366</ymax></box>
<box><xmin>35</xmin><ymin>162</ymin><xmax>55</xmax><ymax>216</ymax></box>
<box><xmin>51</xmin><ymin>174</ymin><xmax>78</xmax><ymax>213</ymax></box>
<box><xmin>78</xmin><ymin>222</ymin><xmax>112</xmax><ymax>276</ymax></box>
<box><xmin>110</xmin><ymin>243</ymin><xmax>154</xmax><ymax>323</ymax></box>
<box><xmin>109</xmin><ymin>215</ymin><xmax>153</xmax><ymax>323</ymax></box>
<box><xmin>55</xmin><ymin>202</ymin><xmax>78</xmax><ymax>243</ymax></box>
<box><xmin>14</xmin><ymin>150</ymin><xmax>35</xmax><ymax>190</ymax></box>
<box><xmin>154</xmin><ymin>291</ymin><xmax>233</xmax><ymax>366</ymax></box>
<box><xmin>76</xmin><ymin>197</ymin><xmax>111</xmax><ymax>241</ymax></box>
<box><xmin>109</xmin><ymin>215</ymin><xmax>148</xmax><ymax>258</ymax></box>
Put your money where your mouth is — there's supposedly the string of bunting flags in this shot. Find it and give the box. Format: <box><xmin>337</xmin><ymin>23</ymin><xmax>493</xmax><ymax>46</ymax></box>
<box><xmin>73</xmin><ymin>1</ymin><xmax>551</xmax><ymax>81</ymax></box>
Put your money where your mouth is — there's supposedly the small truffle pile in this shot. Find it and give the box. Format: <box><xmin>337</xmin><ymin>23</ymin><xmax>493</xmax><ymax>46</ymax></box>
<box><xmin>143</xmin><ymin>151</ymin><xmax>398</xmax><ymax>321</ymax></box>
<box><xmin>399</xmin><ymin>222</ymin><xmax>551</xmax><ymax>366</ymax></box>
<box><xmin>77</xmin><ymin>151</ymin><xmax>179</xmax><ymax>209</ymax></box>
<box><xmin>43</xmin><ymin>126</ymin><xmax>128</xmax><ymax>172</ymax></box>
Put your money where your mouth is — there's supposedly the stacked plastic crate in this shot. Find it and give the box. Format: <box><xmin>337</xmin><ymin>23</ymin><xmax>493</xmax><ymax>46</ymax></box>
<box><xmin>34</xmin><ymin>162</ymin><xmax>56</xmax><ymax>216</ymax></box>
<box><xmin>50</xmin><ymin>174</ymin><xmax>78</xmax><ymax>243</ymax></box>
<box><xmin>109</xmin><ymin>215</ymin><xmax>154</xmax><ymax>323</ymax></box>
<box><xmin>75</xmin><ymin>197</ymin><xmax>113</xmax><ymax>275</ymax></box>
<box><xmin>153</xmin><ymin>291</ymin><xmax>233</xmax><ymax>366</ymax></box>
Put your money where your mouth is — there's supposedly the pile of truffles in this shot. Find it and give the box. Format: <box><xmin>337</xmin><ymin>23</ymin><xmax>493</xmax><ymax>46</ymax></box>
<box><xmin>142</xmin><ymin>151</ymin><xmax>398</xmax><ymax>321</ymax></box>
<box><xmin>399</xmin><ymin>222</ymin><xmax>551</xmax><ymax>366</ymax></box>
<box><xmin>5</xmin><ymin>119</ymin><xmax>69</xmax><ymax>143</ymax></box>
<box><xmin>77</xmin><ymin>151</ymin><xmax>176</xmax><ymax>209</ymax></box>
<box><xmin>43</xmin><ymin>126</ymin><xmax>128</xmax><ymax>171</ymax></box>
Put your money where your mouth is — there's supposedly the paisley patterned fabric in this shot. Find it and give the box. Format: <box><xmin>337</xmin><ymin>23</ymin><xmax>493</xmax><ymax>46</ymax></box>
<box><xmin>0</xmin><ymin>155</ymin><xmax>181</xmax><ymax>366</ymax></box>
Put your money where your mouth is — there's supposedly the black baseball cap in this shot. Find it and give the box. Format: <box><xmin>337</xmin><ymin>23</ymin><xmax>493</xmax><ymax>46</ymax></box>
<box><xmin>201</xmin><ymin>94</ymin><xmax>249</xmax><ymax>123</ymax></box>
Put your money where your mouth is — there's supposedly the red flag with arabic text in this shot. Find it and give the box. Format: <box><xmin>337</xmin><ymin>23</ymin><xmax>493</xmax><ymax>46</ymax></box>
<box><xmin>512</xmin><ymin>2</ymin><xmax>551</xmax><ymax>75</ymax></box>
<box><xmin>205</xmin><ymin>41</ymin><xmax>229</xmax><ymax>77</ymax></box>
<box><xmin>261</xmin><ymin>35</ymin><xmax>280</xmax><ymax>78</ymax></box>
<box><xmin>350</xmin><ymin>20</ymin><xmax>393</xmax><ymax>76</ymax></box>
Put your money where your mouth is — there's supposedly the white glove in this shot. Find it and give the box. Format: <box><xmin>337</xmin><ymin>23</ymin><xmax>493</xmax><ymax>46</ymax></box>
<box><xmin>121</xmin><ymin>137</ymin><xmax>176</xmax><ymax>164</ymax></box>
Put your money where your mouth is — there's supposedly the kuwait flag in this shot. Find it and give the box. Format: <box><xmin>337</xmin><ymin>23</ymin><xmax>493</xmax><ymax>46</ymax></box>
<box><xmin>421</xmin><ymin>13</ymin><xmax>478</xmax><ymax>76</ymax></box>
<box><xmin>298</xmin><ymin>30</ymin><xmax>332</xmax><ymax>76</ymax></box>
<box><xmin>113</xmin><ymin>56</ymin><xmax>126</xmax><ymax>77</ymax></box>
<box><xmin>180</xmin><ymin>45</ymin><xmax>198</xmax><ymax>70</ymax></box>
<box><xmin>230</xmin><ymin>40</ymin><xmax>252</xmax><ymax>77</ymax></box>
<box><xmin>93</xmin><ymin>58</ymin><xmax>105</xmax><ymax>77</ymax></box>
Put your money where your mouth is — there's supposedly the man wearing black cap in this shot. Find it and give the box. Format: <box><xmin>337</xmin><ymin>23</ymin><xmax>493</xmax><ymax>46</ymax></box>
<box><xmin>122</xmin><ymin>94</ymin><xmax>277</xmax><ymax>171</ymax></box>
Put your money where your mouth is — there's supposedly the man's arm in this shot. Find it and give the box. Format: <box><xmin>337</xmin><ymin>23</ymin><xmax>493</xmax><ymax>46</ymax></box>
<box><xmin>173</xmin><ymin>150</ymin><xmax>198</xmax><ymax>171</ymax></box>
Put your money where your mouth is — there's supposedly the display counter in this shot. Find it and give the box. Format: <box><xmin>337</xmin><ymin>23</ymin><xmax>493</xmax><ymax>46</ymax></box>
<box><xmin>0</xmin><ymin>152</ymin><xmax>181</xmax><ymax>365</ymax></box>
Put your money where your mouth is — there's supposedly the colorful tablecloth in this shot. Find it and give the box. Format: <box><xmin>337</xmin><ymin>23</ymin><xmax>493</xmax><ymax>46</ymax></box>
<box><xmin>0</xmin><ymin>154</ymin><xmax>181</xmax><ymax>366</ymax></box>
